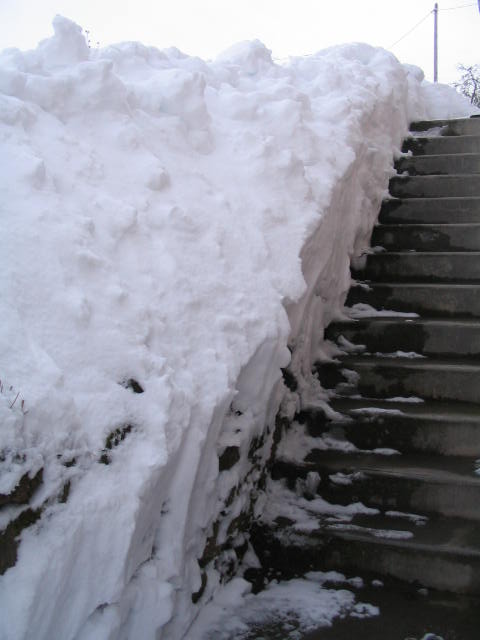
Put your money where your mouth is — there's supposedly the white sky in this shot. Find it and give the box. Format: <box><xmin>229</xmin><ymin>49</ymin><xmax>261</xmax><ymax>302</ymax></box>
<box><xmin>0</xmin><ymin>0</ymin><xmax>478</xmax><ymax>83</ymax></box>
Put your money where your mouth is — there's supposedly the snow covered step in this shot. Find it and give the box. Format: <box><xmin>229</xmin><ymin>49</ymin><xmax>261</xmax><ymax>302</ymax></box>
<box><xmin>353</xmin><ymin>251</ymin><xmax>480</xmax><ymax>283</ymax></box>
<box><xmin>372</xmin><ymin>223</ymin><xmax>480</xmax><ymax>252</ymax></box>
<box><xmin>253</xmin><ymin>512</ymin><xmax>480</xmax><ymax>595</ymax></box>
<box><xmin>389</xmin><ymin>175</ymin><xmax>480</xmax><ymax>198</ymax></box>
<box><xmin>379</xmin><ymin>197</ymin><xmax>480</xmax><ymax>224</ymax></box>
<box><xmin>322</xmin><ymin>355</ymin><xmax>480</xmax><ymax>403</ymax></box>
<box><xmin>402</xmin><ymin>135</ymin><xmax>480</xmax><ymax>156</ymax></box>
<box><xmin>326</xmin><ymin>317</ymin><xmax>480</xmax><ymax>358</ymax></box>
<box><xmin>301</xmin><ymin>397</ymin><xmax>480</xmax><ymax>457</ymax></box>
<box><xmin>410</xmin><ymin>117</ymin><xmax>480</xmax><ymax>136</ymax></box>
<box><xmin>346</xmin><ymin>281</ymin><xmax>480</xmax><ymax>317</ymax></box>
<box><xmin>274</xmin><ymin>452</ymin><xmax>480</xmax><ymax>521</ymax></box>
<box><xmin>395</xmin><ymin>153</ymin><xmax>480</xmax><ymax>176</ymax></box>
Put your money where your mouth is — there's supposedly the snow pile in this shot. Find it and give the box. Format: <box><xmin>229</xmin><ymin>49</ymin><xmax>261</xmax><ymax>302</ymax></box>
<box><xmin>0</xmin><ymin>16</ymin><xmax>474</xmax><ymax>640</ymax></box>
<box><xmin>184</xmin><ymin>572</ymin><xmax>378</xmax><ymax>640</ymax></box>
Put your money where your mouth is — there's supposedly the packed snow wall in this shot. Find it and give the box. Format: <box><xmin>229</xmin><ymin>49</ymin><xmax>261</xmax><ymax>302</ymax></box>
<box><xmin>0</xmin><ymin>16</ymin><xmax>476</xmax><ymax>640</ymax></box>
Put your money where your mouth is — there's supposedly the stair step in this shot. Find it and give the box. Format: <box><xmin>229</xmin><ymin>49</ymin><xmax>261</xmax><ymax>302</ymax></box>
<box><xmin>379</xmin><ymin>197</ymin><xmax>480</xmax><ymax>224</ymax></box>
<box><xmin>255</xmin><ymin>516</ymin><xmax>480</xmax><ymax>595</ymax></box>
<box><xmin>346</xmin><ymin>281</ymin><xmax>480</xmax><ymax>317</ymax></box>
<box><xmin>372</xmin><ymin>223</ymin><xmax>480</xmax><ymax>251</ymax></box>
<box><xmin>274</xmin><ymin>451</ymin><xmax>480</xmax><ymax>521</ymax></box>
<box><xmin>389</xmin><ymin>175</ymin><xmax>480</xmax><ymax>198</ymax></box>
<box><xmin>402</xmin><ymin>135</ymin><xmax>480</xmax><ymax>156</ymax></box>
<box><xmin>319</xmin><ymin>355</ymin><xmax>480</xmax><ymax>403</ymax></box>
<box><xmin>353</xmin><ymin>251</ymin><xmax>480</xmax><ymax>284</ymax></box>
<box><xmin>300</xmin><ymin>397</ymin><xmax>480</xmax><ymax>457</ymax></box>
<box><xmin>326</xmin><ymin>317</ymin><xmax>480</xmax><ymax>358</ymax></box>
<box><xmin>396</xmin><ymin>153</ymin><xmax>480</xmax><ymax>176</ymax></box>
<box><xmin>410</xmin><ymin>118</ymin><xmax>480</xmax><ymax>136</ymax></box>
<box><xmin>252</xmin><ymin>118</ymin><xmax>480</xmax><ymax>609</ymax></box>
<box><xmin>254</xmin><ymin>491</ymin><xmax>480</xmax><ymax>593</ymax></box>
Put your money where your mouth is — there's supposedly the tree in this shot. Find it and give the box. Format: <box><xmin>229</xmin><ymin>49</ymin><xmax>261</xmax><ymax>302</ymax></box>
<box><xmin>453</xmin><ymin>64</ymin><xmax>480</xmax><ymax>107</ymax></box>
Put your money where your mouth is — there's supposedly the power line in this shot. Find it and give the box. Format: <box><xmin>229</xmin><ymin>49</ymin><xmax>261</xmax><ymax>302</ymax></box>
<box><xmin>388</xmin><ymin>2</ymin><xmax>477</xmax><ymax>50</ymax></box>
<box><xmin>440</xmin><ymin>2</ymin><xmax>477</xmax><ymax>10</ymax></box>
<box><xmin>389</xmin><ymin>10</ymin><xmax>433</xmax><ymax>48</ymax></box>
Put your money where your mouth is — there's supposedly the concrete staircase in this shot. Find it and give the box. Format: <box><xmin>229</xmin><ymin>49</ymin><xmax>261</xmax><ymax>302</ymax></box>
<box><xmin>251</xmin><ymin>118</ymin><xmax>480</xmax><ymax>616</ymax></box>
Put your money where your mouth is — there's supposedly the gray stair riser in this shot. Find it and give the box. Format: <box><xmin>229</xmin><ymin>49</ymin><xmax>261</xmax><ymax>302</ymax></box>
<box><xmin>402</xmin><ymin>136</ymin><xmax>480</xmax><ymax>156</ymax></box>
<box><xmin>353</xmin><ymin>252</ymin><xmax>480</xmax><ymax>283</ymax></box>
<box><xmin>302</xmin><ymin>404</ymin><xmax>480</xmax><ymax>457</ymax></box>
<box><xmin>273</xmin><ymin>459</ymin><xmax>480</xmax><ymax>521</ymax></box>
<box><xmin>396</xmin><ymin>154</ymin><xmax>480</xmax><ymax>176</ymax></box>
<box><xmin>411</xmin><ymin>119</ymin><xmax>480</xmax><ymax>136</ymax></box>
<box><xmin>389</xmin><ymin>175</ymin><xmax>480</xmax><ymax>198</ymax></box>
<box><xmin>326</xmin><ymin>319</ymin><xmax>480</xmax><ymax>358</ymax></box>
<box><xmin>372</xmin><ymin>224</ymin><xmax>480</xmax><ymax>252</ymax></box>
<box><xmin>338</xmin><ymin>360</ymin><xmax>480</xmax><ymax>403</ymax></box>
<box><xmin>317</xmin><ymin>468</ymin><xmax>480</xmax><ymax>521</ymax></box>
<box><xmin>252</xmin><ymin>525</ymin><xmax>480</xmax><ymax>595</ymax></box>
<box><xmin>321</xmin><ymin>415</ymin><xmax>480</xmax><ymax>457</ymax></box>
<box><xmin>379</xmin><ymin>198</ymin><xmax>480</xmax><ymax>224</ymax></box>
<box><xmin>346</xmin><ymin>283</ymin><xmax>480</xmax><ymax>318</ymax></box>
<box><xmin>320</xmin><ymin>537</ymin><xmax>480</xmax><ymax>595</ymax></box>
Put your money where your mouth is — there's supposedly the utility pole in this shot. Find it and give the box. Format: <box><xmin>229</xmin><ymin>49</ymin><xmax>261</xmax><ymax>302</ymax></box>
<box><xmin>433</xmin><ymin>3</ymin><xmax>438</xmax><ymax>82</ymax></box>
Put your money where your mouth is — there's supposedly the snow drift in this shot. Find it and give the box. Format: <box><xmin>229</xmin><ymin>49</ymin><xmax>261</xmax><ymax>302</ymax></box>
<box><xmin>0</xmin><ymin>15</ymin><xmax>476</xmax><ymax>640</ymax></box>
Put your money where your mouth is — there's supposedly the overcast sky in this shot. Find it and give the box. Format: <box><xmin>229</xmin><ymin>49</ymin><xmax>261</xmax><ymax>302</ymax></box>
<box><xmin>0</xmin><ymin>0</ymin><xmax>478</xmax><ymax>83</ymax></box>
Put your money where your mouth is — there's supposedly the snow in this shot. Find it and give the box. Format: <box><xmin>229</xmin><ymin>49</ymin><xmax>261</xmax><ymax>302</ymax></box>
<box><xmin>256</xmin><ymin>477</ymin><xmax>380</xmax><ymax>535</ymax></box>
<box><xmin>184</xmin><ymin>572</ymin><xmax>378</xmax><ymax>640</ymax></box>
<box><xmin>329</xmin><ymin>471</ymin><xmax>366</xmax><ymax>486</ymax></box>
<box><xmin>0</xmin><ymin>15</ymin><xmax>475</xmax><ymax>640</ymax></box>
<box><xmin>328</xmin><ymin>523</ymin><xmax>414</xmax><ymax>541</ymax></box>
<box><xmin>373</xmin><ymin>350</ymin><xmax>425</xmax><ymax>359</ymax></box>
<box><xmin>385</xmin><ymin>510</ymin><xmax>428</xmax><ymax>526</ymax></box>
<box><xmin>345</xmin><ymin>303</ymin><xmax>419</xmax><ymax>319</ymax></box>
<box><xmin>350</xmin><ymin>407</ymin><xmax>404</xmax><ymax>416</ymax></box>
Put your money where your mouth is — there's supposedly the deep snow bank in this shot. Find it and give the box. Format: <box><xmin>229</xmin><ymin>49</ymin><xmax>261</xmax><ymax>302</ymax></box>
<box><xmin>0</xmin><ymin>16</ymin><xmax>476</xmax><ymax>640</ymax></box>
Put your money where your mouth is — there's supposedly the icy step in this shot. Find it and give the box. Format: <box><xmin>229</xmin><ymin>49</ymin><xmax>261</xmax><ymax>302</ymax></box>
<box><xmin>353</xmin><ymin>251</ymin><xmax>480</xmax><ymax>284</ymax></box>
<box><xmin>410</xmin><ymin>117</ymin><xmax>480</xmax><ymax>136</ymax></box>
<box><xmin>253</xmin><ymin>504</ymin><xmax>480</xmax><ymax>594</ymax></box>
<box><xmin>320</xmin><ymin>355</ymin><xmax>480</xmax><ymax>403</ymax></box>
<box><xmin>395</xmin><ymin>153</ymin><xmax>480</xmax><ymax>176</ymax></box>
<box><xmin>273</xmin><ymin>451</ymin><xmax>480</xmax><ymax>521</ymax></box>
<box><xmin>389</xmin><ymin>174</ymin><xmax>480</xmax><ymax>198</ymax></box>
<box><xmin>300</xmin><ymin>396</ymin><xmax>480</xmax><ymax>457</ymax></box>
<box><xmin>379</xmin><ymin>197</ymin><xmax>480</xmax><ymax>224</ymax></box>
<box><xmin>372</xmin><ymin>222</ymin><xmax>480</xmax><ymax>252</ymax></box>
<box><xmin>402</xmin><ymin>134</ymin><xmax>480</xmax><ymax>156</ymax></box>
<box><xmin>346</xmin><ymin>281</ymin><xmax>480</xmax><ymax>318</ymax></box>
<box><xmin>326</xmin><ymin>316</ymin><xmax>480</xmax><ymax>359</ymax></box>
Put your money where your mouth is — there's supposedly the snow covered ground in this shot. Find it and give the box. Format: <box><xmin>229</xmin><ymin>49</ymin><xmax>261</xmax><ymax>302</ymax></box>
<box><xmin>0</xmin><ymin>15</ymin><xmax>476</xmax><ymax>640</ymax></box>
<box><xmin>184</xmin><ymin>571</ymin><xmax>379</xmax><ymax>640</ymax></box>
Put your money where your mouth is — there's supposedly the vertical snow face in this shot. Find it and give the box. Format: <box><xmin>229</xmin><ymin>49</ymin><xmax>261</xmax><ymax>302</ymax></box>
<box><xmin>0</xmin><ymin>15</ymin><xmax>475</xmax><ymax>640</ymax></box>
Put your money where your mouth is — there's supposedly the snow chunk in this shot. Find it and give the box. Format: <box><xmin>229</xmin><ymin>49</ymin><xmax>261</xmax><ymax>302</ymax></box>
<box><xmin>38</xmin><ymin>16</ymin><xmax>90</xmax><ymax>69</ymax></box>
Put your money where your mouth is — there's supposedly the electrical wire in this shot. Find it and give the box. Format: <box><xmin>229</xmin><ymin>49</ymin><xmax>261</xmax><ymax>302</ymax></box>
<box><xmin>440</xmin><ymin>3</ymin><xmax>477</xmax><ymax>10</ymax></box>
<box><xmin>389</xmin><ymin>10</ymin><xmax>433</xmax><ymax>48</ymax></box>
